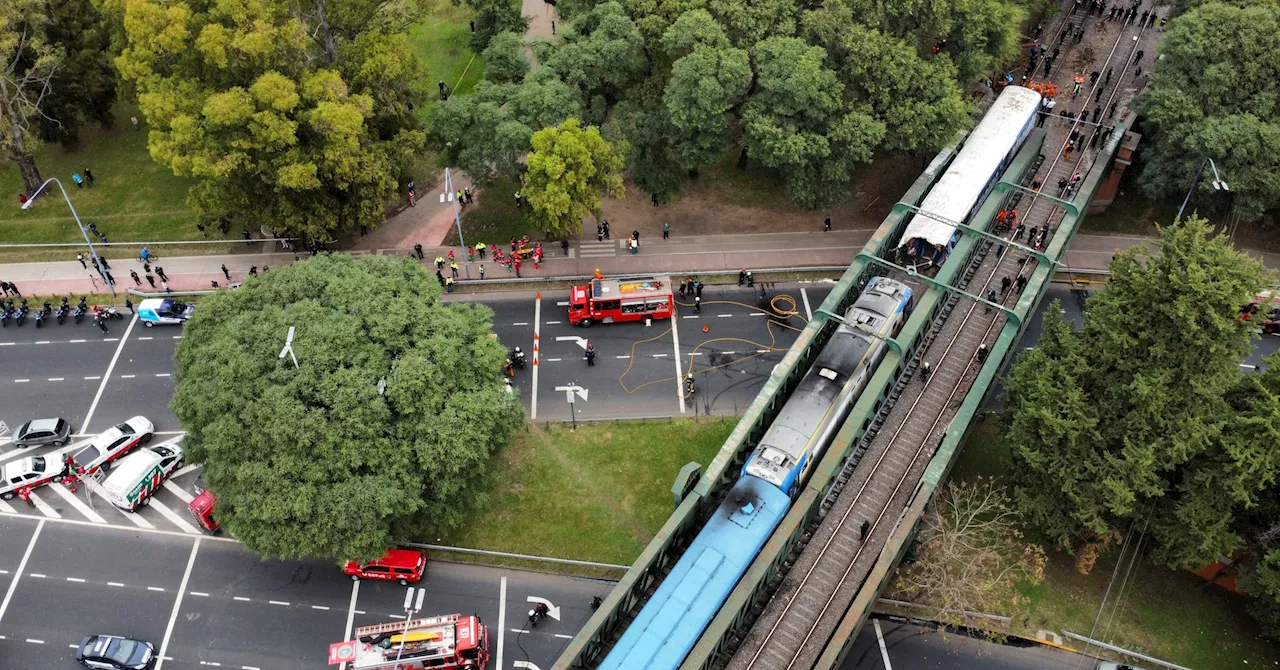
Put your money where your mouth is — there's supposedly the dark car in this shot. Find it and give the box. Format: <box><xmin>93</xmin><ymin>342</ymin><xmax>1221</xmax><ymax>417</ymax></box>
<box><xmin>75</xmin><ymin>634</ymin><xmax>155</xmax><ymax>669</ymax></box>
<box><xmin>11</xmin><ymin>417</ymin><xmax>72</xmax><ymax>447</ymax></box>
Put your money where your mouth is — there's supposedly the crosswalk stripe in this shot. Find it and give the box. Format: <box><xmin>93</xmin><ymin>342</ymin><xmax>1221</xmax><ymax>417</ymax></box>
<box><xmin>28</xmin><ymin>491</ymin><xmax>61</xmax><ymax>519</ymax></box>
<box><xmin>162</xmin><ymin>482</ymin><xmax>194</xmax><ymax>504</ymax></box>
<box><xmin>45</xmin><ymin>483</ymin><xmax>106</xmax><ymax>524</ymax></box>
<box><xmin>0</xmin><ymin>499</ymin><xmax>15</xmax><ymax>513</ymax></box>
<box><xmin>148</xmin><ymin>498</ymin><xmax>202</xmax><ymax>534</ymax></box>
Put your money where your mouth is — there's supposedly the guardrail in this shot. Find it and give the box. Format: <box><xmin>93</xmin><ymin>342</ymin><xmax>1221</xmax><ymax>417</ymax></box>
<box><xmin>1061</xmin><ymin>631</ymin><xmax>1194</xmax><ymax>670</ymax></box>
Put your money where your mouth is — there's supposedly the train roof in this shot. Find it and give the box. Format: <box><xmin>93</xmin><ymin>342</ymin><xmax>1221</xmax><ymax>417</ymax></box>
<box><xmin>599</xmin><ymin>476</ymin><xmax>790</xmax><ymax>670</ymax></box>
<box><xmin>899</xmin><ymin>86</ymin><xmax>1041</xmax><ymax>250</ymax></box>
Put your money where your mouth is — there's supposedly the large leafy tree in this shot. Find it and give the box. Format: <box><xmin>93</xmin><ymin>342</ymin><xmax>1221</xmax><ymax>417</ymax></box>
<box><xmin>427</xmin><ymin>70</ymin><xmax>582</xmax><ymax>181</ymax></box>
<box><xmin>172</xmin><ymin>254</ymin><xmax>523</xmax><ymax>560</ymax></box>
<box><xmin>1</xmin><ymin>0</ymin><xmax>61</xmax><ymax>193</ymax></box>
<box><xmin>742</xmin><ymin>36</ymin><xmax>883</xmax><ymax>209</ymax></box>
<box><xmin>544</xmin><ymin>2</ymin><xmax>648</xmax><ymax>106</ymax></box>
<box><xmin>663</xmin><ymin>43</ymin><xmax>749</xmax><ymax>169</ymax></box>
<box><xmin>481</xmin><ymin>30</ymin><xmax>528</xmax><ymax>84</ymax></box>
<box><xmin>612</xmin><ymin>75</ymin><xmax>685</xmax><ymax>201</ymax></box>
<box><xmin>523</xmin><ymin>117</ymin><xmax>626</xmax><ymax>238</ymax></box>
<box><xmin>116</xmin><ymin>0</ymin><xmax>425</xmax><ymax>242</ymax></box>
<box><xmin>1003</xmin><ymin>217</ymin><xmax>1274</xmax><ymax>569</ymax></box>
<box><xmin>37</xmin><ymin>0</ymin><xmax>118</xmax><ymax>146</ymax></box>
<box><xmin>458</xmin><ymin>0</ymin><xmax>526</xmax><ymax>51</ymax></box>
<box><xmin>1135</xmin><ymin>0</ymin><xmax>1280</xmax><ymax>222</ymax></box>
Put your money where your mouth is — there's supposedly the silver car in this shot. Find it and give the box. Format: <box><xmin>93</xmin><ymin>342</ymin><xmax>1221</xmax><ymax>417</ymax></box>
<box><xmin>12</xmin><ymin>418</ymin><xmax>73</xmax><ymax>447</ymax></box>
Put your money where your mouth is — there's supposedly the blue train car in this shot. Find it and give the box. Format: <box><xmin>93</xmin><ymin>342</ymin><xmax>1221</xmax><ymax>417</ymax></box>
<box><xmin>598</xmin><ymin>475</ymin><xmax>790</xmax><ymax>670</ymax></box>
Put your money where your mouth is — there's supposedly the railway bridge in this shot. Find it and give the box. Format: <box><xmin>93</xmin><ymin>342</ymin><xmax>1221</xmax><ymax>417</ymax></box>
<box><xmin>556</xmin><ymin>5</ymin><xmax>1159</xmax><ymax>669</ymax></box>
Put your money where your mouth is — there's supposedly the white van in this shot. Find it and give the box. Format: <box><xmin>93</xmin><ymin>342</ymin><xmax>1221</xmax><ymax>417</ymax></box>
<box><xmin>101</xmin><ymin>444</ymin><xmax>184</xmax><ymax>511</ymax></box>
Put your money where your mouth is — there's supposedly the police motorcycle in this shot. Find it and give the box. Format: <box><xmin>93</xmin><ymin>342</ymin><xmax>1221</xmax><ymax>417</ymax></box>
<box><xmin>55</xmin><ymin>297</ymin><xmax>69</xmax><ymax>324</ymax></box>
<box><xmin>0</xmin><ymin>300</ymin><xmax>13</xmax><ymax>327</ymax></box>
<box><xmin>510</xmin><ymin>347</ymin><xmax>527</xmax><ymax>370</ymax></box>
<box><xmin>72</xmin><ymin>297</ymin><xmax>87</xmax><ymax>324</ymax></box>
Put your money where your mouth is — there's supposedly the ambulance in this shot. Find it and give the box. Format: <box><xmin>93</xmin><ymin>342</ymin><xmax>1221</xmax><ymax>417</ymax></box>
<box><xmin>101</xmin><ymin>443</ymin><xmax>185</xmax><ymax>511</ymax></box>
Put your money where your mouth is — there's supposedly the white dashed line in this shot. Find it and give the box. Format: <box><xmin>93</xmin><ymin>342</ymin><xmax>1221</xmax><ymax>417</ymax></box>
<box><xmin>546</xmin><ymin>358</ymin><xmax>561</xmax><ymax>362</ymax></box>
<box><xmin>653</xmin><ymin>353</ymin><xmax>668</xmax><ymax>358</ymax></box>
<box><xmin>138</xmin><ymin>337</ymin><xmax>153</xmax><ymax>340</ymax></box>
<box><xmin>243</xmin><ymin>666</ymin><xmax>261</xmax><ymax>670</ymax></box>
<box><xmin>716</xmin><ymin>314</ymin><xmax>732</xmax><ymax>318</ymax></box>
<box><xmin>148</xmin><ymin>586</ymin><xmax>166</xmax><ymax>592</ymax></box>
<box><xmin>756</xmin><ymin>349</ymin><xmax>770</xmax><ymax>354</ymax></box>
<box><xmin>545</xmin><ymin>320</ymin><xmax>561</xmax><ymax>324</ymax></box>
<box><xmin>0</xmin><ymin>342</ymin><xmax>11</xmax><ymax>346</ymax></box>
<box><xmin>104</xmin><ymin>338</ymin><xmax>119</xmax><ymax>341</ymax></box>
<box><xmin>554</xmin><ymin>634</ymin><xmax>573</xmax><ymax>639</ymax></box>
<box><xmin>14</xmin><ymin>379</ymin><xmax>29</xmax><ymax>383</ymax></box>
<box><xmin>749</xmin><ymin>312</ymin><xmax>767</xmax><ymax>317</ymax></box>
<box><xmin>269</xmin><ymin>600</ymin><xmax>290</xmax><ymax>606</ymax></box>
<box><xmin>556</xmin><ymin>301</ymin><xmax>569</xmax><ymax>306</ymax></box>
<box><xmin>172</xmin><ymin>335</ymin><xmax>182</xmax><ymax>339</ymax></box>
<box><xmin>121</xmin><ymin>375</ymin><xmax>136</xmax><ymax>379</ymax></box>
<box><xmin>508</xmin><ymin>628</ymin><xmax>529</xmax><ymax>635</ymax></box>
<box><xmin>512</xmin><ymin>322</ymin><xmax>528</xmax><ymax>326</ymax></box>
<box><xmin>388</xmin><ymin>614</ymin><xmax>405</xmax><ymax>619</ymax></box>
<box><xmin>682</xmin><ymin>315</ymin><xmax>698</xmax><ymax>319</ymax></box>
<box><xmin>155</xmin><ymin>373</ymin><xmax>171</xmax><ymax>377</ymax></box>
<box><xmin>199</xmin><ymin>662</ymin><xmax>221</xmax><ymax>667</ymax></box>
<box><xmin>70</xmin><ymin>339</ymin><xmax>86</xmax><ymax>343</ymax></box>
<box><xmin>616</xmin><ymin>355</ymin><xmax>630</xmax><ymax>359</ymax></box>
<box><xmin>191</xmin><ymin>592</ymin><xmax>210</xmax><ymax>597</ymax></box>
<box><xmin>35</xmin><ymin>340</ymin><xmax>49</xmax><ymax>344</ymax></box>
<box><xmin>722</xmin><ymin>351</ymin><xmax>737</xmax><ymax>355</ymax></box>
<box><xmin>84</xmin><ymin>376</ymin><xmax>101</xmax><ymax>380</ymax></box>
<box><xmin>234</xmin><ymin>596</ymin><xmax>251</xmax><ymax>602</ymax></box>
<box><xmin>65</xmin><ymin>577</ymin><xmax>86</xmax><ymax>583</ymax></box>
<box><xmin>29</xmin><ymin>574</ymin><xmax>46</xmax><ymax>579</ymax></box>
<box><xmin>25</xmin><ymin>639</ymin><xmax>44</xmax><ymax>644</ymax></box>
<box><xmin>108</xmin><ymin>582</ymin><xmax>125</xmax><ymax>587</ymax></box>
<box><xmin>311</xmin><ymin>605</ymin><xmax>330</xmax><ymax>611</ymax></box>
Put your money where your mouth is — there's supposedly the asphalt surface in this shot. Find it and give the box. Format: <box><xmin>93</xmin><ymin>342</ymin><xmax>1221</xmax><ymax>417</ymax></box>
<box><xmin>844</xmin><ymin>618</ymin><xmax>1097</xmax><ymax>669</ymax></box>
<box><xmin>0</xmin><ymin>515</ymin><xmax>609</xmax><ymax>670</ymax></box>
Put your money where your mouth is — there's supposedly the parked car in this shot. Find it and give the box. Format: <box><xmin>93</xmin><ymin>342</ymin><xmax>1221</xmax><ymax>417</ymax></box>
<box><xmin>137</xmin><ymin>298</ymin><xmax>195</xmax><ymax>327</ymax></box>
<box><xmin>70</xmin><ymin>416</ymin><xmax>153</xmax><ymax>475</ymax></box>
<box><xmin>10</xmin><ymin>417</ymin><xmax>72</xmax><ymax>447</ymax></box>
<box><xmin>75</xmin><ymin>634</ymin><xmax>155</xmax><ymax>669</ymax></box>
<box><xmin>0</xmin><ymin>455</ymin><xmax>64</xmax><ymax>500</ymax></box>
<box><xmin>344</xmin><ymin>549</ymin><xmax>426</xmax><ymax>586</ymax></box>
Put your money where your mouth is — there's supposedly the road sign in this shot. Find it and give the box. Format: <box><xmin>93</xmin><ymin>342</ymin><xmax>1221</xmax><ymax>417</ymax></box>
<box><xmin>328</xmin><ymin>640</ymin><xmax>357</xmax><ymax>665</ymax></box>
<box><xmin>556</xmin><ymin>335</ymin><xmax>590</xmax><ymax>350</ymax></box>
<box><xmin>526</xmin><ymin>596</ymin><xmax>561</xmax><ymax>621</ymax></box>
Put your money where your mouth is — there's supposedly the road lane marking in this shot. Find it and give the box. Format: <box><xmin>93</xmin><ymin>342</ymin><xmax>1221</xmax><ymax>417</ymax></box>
<box><xmin>874</xmin><ymin>619</ymin><xmax>893</xmax><ymax>669</ymax></box>
<box><xmin>545</xmin><ymin>320</ymin><xmax>561</xmax><ymax>324</ymax></box>
<box><xmin>532</xmin><ymin>294</ymin><xmax>541</xmax><ymax>420</ymax></box>
<box><xmin>673</xmin><ymin>305</ymin><xmax>686</xmax><ymax>415</ymax></box>
<box><xmin>25</xmin><ymin>639</ymin><xmax>43</xmax><ymax>644</ymax></box>
<box><xmin>84</xmin><ymin>376</ymin><xmax>101</xmax><ymax>380</ymax></box>
<box><xmin>616</xmin><ymin>355</ymin><xmax>630</xmax><ymax>359</ymax></box>
<box><xmin>554</xmin><ymin>634</ymin><xmax>573</xmax><ymax>639</ymax></box>
<box><xmin>149</xmin><ymin>498</ymin><xmax>203</xmax><ymax>534</ymax></box>
<box><xmin>29</xmin><ymin>491</ymin><xmax>61</xmax><ymax>518</ymax></box>
<box><xmin>108</xmin><ymin>582</ymin><xmax>125</xmax><ymax>587</ymax></box>
<box><xmin>104</xmin><ymin>338</ymin><xmax>119</xmax><ymax>341</ymax></box>
<box><xmin>652</xmin><ymin>353</ymin><xmax>667</xmax><ymax>358</ymax></box>
<box><xmin>138</xmin><ymin>337</ymin><xmax>153</xmax><ymax>340</ymax></box>
<box><xmin>163</xmin><ymin>481</ymin><xmax>194</xmax><ymax>504</ymax></box>
<box><xmin>70</xmin><ymin>339</ymin><xmax>86</xmax><ymax>343</ymax></box>
<box><xmin>801</xmin><ymin>288</ymin><xmax>813</xmax><ymax>319</ymax></box>
<box><xmin>716</xmin><ymin>314</ymin><xmax>732</xmax><ymax>318</ymax></box>
<box><xmin>0</xmin><ymin>511</ymin><xmax>234</xmax><ymax>543</ymax></box>
<box><xmin>723</xmin><ymin>351</ymin><xmax>737</xmax><ymax>355</ymax></box>
<box><xmin>172</xmin><ymin>335</ymin><xmax>182</xmax><ymax>339</ymax></box>
<box><xmin>0</xmin><ymin>342</ymin><xmax>11</xmax><ymax>346</ymax></box>
<box><xmin>234</xmin><ymin>596</ymin><xmax>251</xmax><ymax>602</ymax></box>
<box><xmin>14</xmin><ymin>379</ymin><xmax>28</xmax><ymax>383</ymax></box>
<box><xmin>748</xmin><ymin>312</ymin><xmax>767</xmax><ymax>317</ymax></box>
<box><xmin>29</xmin><ymin>574</ymin><xmax>47</xmax><ymax>579</ymax></box>
<box><xmin>269</xmin><ymin>600</ymin><xmax>290</xmax><ymax>606</ymax></box>
<box><xmin>46</xmin><ymin>481</ymin><xmax>106</xmax><ymax>523</ymax></box>
<box><xmin>83</xmin><ymin>313</ymin><xmax>138</xmax><ymax>432</ymax></box>
<box><xmin>513</xmin><ymin>322</ymin><xmax>528</xmax><ymax>326</ymax></box>
<box><xmin>148</xmin><ymin>586</ymin><xmax>166</xmax><ymax>592</ymax></box>
<box><xmin>121</xmin><ymin>374</ymin><xmax>136</xmax><ymax>379</ymax></box>
<box><xmin>497</xmin><ymin>576</ymin><xmax>507</xmax><ymax>670</ymax></box>
<box><xmin>546</xmin><ymin>358</ymin><xmax>561</xmax><ymax>362</ymax></box>
<box><xmin>311</xmin><ymin>605</ymin><xmax>330</xmax><ymax>610</ymax></box>
<box><xmin>156</xmin><ymin>537</ymin><xmax>201</xmax><ymax>670</ymax></box>
<box><xmin>156</xmin><ymin>373</ymin><xmax>171</xmax><ymax>377</ymax></box>
<box><xmin>681</xmin><ymin>315</ymin><xmax>698</xmax><ymax>319</ymax></box>
<box><xmin>556</xmin><ymin>301</ymin><xmax>569</xmax><ymax>306</ymax></box>
<box><xmin>47</xmin><ymin>377</ymin><xmax>64</xmax><ymax>381</ymax></box>
<box><xmin>35</xmin><ymin>341</ymin><xmax>49</xmax><ymax>344</ymax></box>
<box><xmin>66</xmin><ymin>577</ymin><xmax>86</xmax><ymax>583</ymax></box>
<box><xmin>191</xmin><ymin>591</ymin><xmax>209</xmax><ymax>596</ymax></box>
<box><xmin>0</xmin><ymin>519</ymin><xmax>43</xmax><ymax>624</ymax></box>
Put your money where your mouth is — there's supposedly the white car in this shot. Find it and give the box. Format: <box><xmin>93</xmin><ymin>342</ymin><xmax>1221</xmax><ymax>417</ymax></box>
<box><xmin>69</xmin><ymin>416</ymin><xmax>154</xmax><ymax>475</ymax></box>
<box><xmin>0</xmin><ymin>456</ymin><xmax>64</xmax><ymax>500</ymax></box>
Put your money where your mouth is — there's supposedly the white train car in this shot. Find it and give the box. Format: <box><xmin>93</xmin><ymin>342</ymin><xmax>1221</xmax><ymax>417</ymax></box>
<box><xmin>897</xmin><ymin>86</ymin><xmax>1042</xmax><ymax>268</ymax></box>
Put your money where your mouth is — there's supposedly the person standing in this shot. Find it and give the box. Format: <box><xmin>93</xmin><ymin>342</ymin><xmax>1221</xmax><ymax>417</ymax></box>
<box><xmin>77</xmin><ymin>253</ymin><xmax>86</xmax><ymax>269</ymax></box>
<box><xmin>156</xmin><ymin>266</ymin><xmax>168</xmax><ymax>282</ymax></box>
<box><xmin>72</xmin><ymin>172</ymin><xmax>84</xmax><ymax>188</ymax></box>
<box><xmin>451</xmin><ymin>261</ymin><xmax>459</xmax><ymax>278</ymax></box>
<box><xmin>84</xmin><ymin>168</ymin><xmax>95</xmax><ymax>186</ymax></box>
<box><xmin>222</xmin><ymin>264</ymin><xmax>231</xmax><ymax>281</ymax></box>
<box><xmin>824</xmin><ymin>216</ymin><xmax>831</xmax><ymax>232</ymax></box>
<box><xmin>601</xmin><ymin>221</ymin><xmax>610</xmax><ymax>239</ymax></box>
<box><xmin>435</xmin><ymin>255</ymin><xmax>445</xmax><ymax>270</ymax></box>
<box><xmin>597</xmin><ymin>223</ymin><xmax>604</xmax><ymax>242</ymax></box>
<box><xmin>651</xmin><ymin>192</ymin><xmax>659</xmax><ymax>207</ymax></box>
<box><xmin>130</xmin><ymin>270</ymin><xmax>142</xmax><ymax>286</ymax></box>
<box><xmin>145</xmin><ymin>273</ymin><xmax>156</xmax><ymax>288</ymax></box>
<box><xmin>1001</xmin><ymin>275</ymin><xmax>1012</xmax><ymax>295</ymax></box>
<box><xmin>476</xmin><ymin>242</ymin><xmax>486</xmax><ymax>259</ymax></box>
<box><xmin>663</xmin><ymin>223</ymin><xmax>670</xmax><ymax>239</ymax></box>
<box><xmin>479</xmin><ymin>264</ymin><xmax>486</xmax><ymax>279</ymax></box>
<box><xmin>586</xmin><ymin>342</ymin><xmax>596</xmax><ymax>366</ymax></box>
<box><xmin>445</xmin><ymin>276</ymin><xmax>454</xmax><ymax>293</ymax></box>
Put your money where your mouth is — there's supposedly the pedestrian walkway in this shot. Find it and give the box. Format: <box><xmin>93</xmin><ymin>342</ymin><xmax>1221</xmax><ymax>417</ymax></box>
<box><xmin>3</xmin><ymin>228</ymin><xmax>1275</xmax><ymax>299</ymax></box>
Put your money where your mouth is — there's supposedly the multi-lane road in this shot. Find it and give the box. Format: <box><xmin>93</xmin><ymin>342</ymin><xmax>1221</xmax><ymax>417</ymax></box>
<box><xmin>2</xmin><ymin>281</ymin><xmax>1276</xmax><ymax>669</ymax></box>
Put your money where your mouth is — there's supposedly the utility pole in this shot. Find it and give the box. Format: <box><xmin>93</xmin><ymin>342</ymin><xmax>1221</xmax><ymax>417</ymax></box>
<box><xmin>443</xmin><ymin>169</ymin><xmax>471</xmax><ymax>279</ymax></box>
<box><xmin>23</xmin><ymin>178</ymin><xmax>115</xmax><ymax>295</ymax></box>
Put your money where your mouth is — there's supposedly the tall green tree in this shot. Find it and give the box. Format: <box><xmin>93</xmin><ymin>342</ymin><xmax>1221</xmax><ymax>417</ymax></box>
<box><xmin>612</xmin><ymin>75</ymin><xmax>686</xmax><ymax>201</ymax></box>
<box><xmin>38</xmin><ymin>0</ymin><xmax>118</xmax><ymax>146</ymax></box>
<box><xmin>458</xmin><ymin>0</ymin><xmax>526</xmax><ymax>51</ymax></box>
<box><xmin>1135</xmin><ymin>0</ymin><xmax>1280</xmax><ymax>221</ymax></box>
<box><xmin>523</xmin><ymin>117</ymin><xmax>626</xmax><ymax>238</ymax></box>
<box><xmin>116</xmin><ymin>0</ymin><xmax>425</xmax><ymax>242</ymax></box>
<box><xmin>1003</xmin><ymin>217</ymin><xmax>1272</xmax><ymax>567</ymax></box>
<box><xmin>663</xmin><ymin>43</ymin><xmax>749</xmax><ymax>169</ymax></box>
<box><xmin>482</xmin><ymin>30</ymin><xmax>529</xmax><ymax>83</ymax></box>
<box><xmin>742</xmin><ymin>36</ymin><xmax>884</xmax><ymax>208</ymax></box>
<box><xmin>1</xmin><ymin>0</ymin><xmax>61</xmax><ymax>192</ymax></box>
<box><xmin>544</xmin><ymin>2</ymin><xmax>648</xmax><ymax>105</ymax></box>
<box><xmin>171</xmin><ymin>254</ymin><xmax>523</xmax><ymax>560</ymax></box>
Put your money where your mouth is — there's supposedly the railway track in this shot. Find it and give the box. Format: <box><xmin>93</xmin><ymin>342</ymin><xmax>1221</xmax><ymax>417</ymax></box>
<box><xmin>720</xmin><ymin>7</ymin><xmax>1156</xmax><ymax>670</ymax></box>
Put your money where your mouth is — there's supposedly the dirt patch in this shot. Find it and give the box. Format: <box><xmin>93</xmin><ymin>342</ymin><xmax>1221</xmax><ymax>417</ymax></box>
<box><xmin>596</xmin><ymin>154</ymin><xmax>922</xmax><ymax>239</ymax></box>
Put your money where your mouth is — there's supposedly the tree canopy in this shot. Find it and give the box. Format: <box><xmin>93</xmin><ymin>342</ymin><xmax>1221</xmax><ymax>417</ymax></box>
<box><xmin>481</xmin><ymin>31</ymin><xmax>529</xmax><ymax>84</ymax></box>
<box><xmin>116</xmin><ymin>0</ymin><xmax>426</xmax><ymax>242</ymax></box>
<box><xmin>523</xmin><ymin>117</ymin><xmax>626</xmax><ymax>239</ymax></box>
<box><xmin>1135</xmin><ymin>0</ymin><xmax>1280</xmax><ymax>222</ymax></box>
<box><xmin>1002</xmin><ymin>217</ymin><xmax>1277</xmax><ymax>571</ymax></box>
<box><xmin>171</xmin><ymin>254</ymin><xmax>523</xmax><ymax>561</ymax></box>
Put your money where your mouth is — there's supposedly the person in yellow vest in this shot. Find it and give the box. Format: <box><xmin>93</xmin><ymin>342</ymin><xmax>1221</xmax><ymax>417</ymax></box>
<box><xmin>475</xmin><ymin>242</ymin><xmax>486</xmax><ymax>259</ymax></box>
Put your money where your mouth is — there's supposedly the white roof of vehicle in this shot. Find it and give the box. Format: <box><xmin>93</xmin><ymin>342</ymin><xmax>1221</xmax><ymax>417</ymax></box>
<box><xmin>3</xmin><ymin>456</ymin><xmax>48</xmax><ymax>480</ymax></box>
<box><xmin>899</xmin><ymin>86</ymin><xmax>1042</xmax><ymax>250</ymax></box>
<box><xmin>102</xmin><ymin>449</ymin><xmax>165</xmax><ymax>496</ymax></box>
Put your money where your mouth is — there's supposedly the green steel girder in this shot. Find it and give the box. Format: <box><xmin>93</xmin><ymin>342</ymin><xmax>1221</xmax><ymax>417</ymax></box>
<box><xmin>890</xmin><ymin>201</ymin><xmax>1053</xmax><ymax>266</ymax></box>
<box><xmin>854</xmin><ymin>252</ymin><xmax>1022</xmax><ymax>329</ymax></box>
<box><xmin>992</xmin><ymin>180</ymin><xmax>1081</xmax><ymax>216</ymax></box>
<box><xmin>814</xmin><ymin>307</ymin><xmax>904</xmax><ymax>355</ymax></box>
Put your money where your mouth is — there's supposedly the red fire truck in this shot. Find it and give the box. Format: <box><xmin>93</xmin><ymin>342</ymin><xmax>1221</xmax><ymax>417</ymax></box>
<box><xmin>568</xmin><ymin>274</ymin><xmax>674</xmax><ymax>326</ymax></box>
<box><xmin>329</xmin><ymin>613</ymin><xmax>489</xmax><ymax>669</ymax></box>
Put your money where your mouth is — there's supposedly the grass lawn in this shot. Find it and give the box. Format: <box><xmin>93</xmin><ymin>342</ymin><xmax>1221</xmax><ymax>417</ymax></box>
<box><xmin>443</xmin><ymin>176</ymin><xmax>544</xmax><ymax>247</ymax></box>
<box><xmin>407</xmin><ymin>4</ymin><xmax>485</xmax><ymax>123</ymax></box>
<box><xmin>439</xmin><ymin>418</ymin><xmax>736</xmax><ymax>566</ymax></box>
<box><xmin>947</xmin><ymin>418</ymin><xmax>1280</xmax><ymax>669</ymax></box>
<box><xmin>0</xmin><ymin>105</ymin><xmax>206</xmax><ymax>254</ymax></box>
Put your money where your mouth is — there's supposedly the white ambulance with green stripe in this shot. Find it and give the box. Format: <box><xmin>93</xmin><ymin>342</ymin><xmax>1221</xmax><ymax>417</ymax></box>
<box><xmin>102</xmin><ymin>444</ymin><xmax>184</xmax><ymax>511</ymax></box>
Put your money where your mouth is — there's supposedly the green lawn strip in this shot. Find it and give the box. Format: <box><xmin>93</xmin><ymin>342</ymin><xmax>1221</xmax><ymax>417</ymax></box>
<box><xmin>408</xmin><ymin>4</ymin><xmax>484</xmax><ymax>122</ymax></box>
<box><xmin>438</xmin><ymin>418</ymin><xmax>735</xmax><ymax>566</ymax></box>
<box><xmin>950</xmin><ymin>417</ymin><xmax>1279</xmax><ymax>669</ymax></box>
<box><xmin>444</xmin><ymin>176</ymin><xmax>543</xmax><ymax>248</ymax></box>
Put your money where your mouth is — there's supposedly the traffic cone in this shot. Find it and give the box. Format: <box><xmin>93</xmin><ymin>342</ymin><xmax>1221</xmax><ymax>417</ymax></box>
<box><xmin>702</xmin><ymin>324</ymin><xmax>710</xmax><ymax>333</ymax></box>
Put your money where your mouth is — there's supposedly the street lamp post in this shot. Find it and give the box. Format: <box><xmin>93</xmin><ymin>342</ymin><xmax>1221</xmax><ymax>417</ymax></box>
<box><xmin>22</xmin><ymin>177</ymin><xmax>115</xmax><ymax>294</ymax></box>
<box><xmin>1176</xmin><ymin>157</ymin><xmax>1229</xmax><ymax>221</ymax></box>
<box><xmin>443</xmin><ymin>168</ymin><xmax>471</xmax><ymax>279</ymax></box>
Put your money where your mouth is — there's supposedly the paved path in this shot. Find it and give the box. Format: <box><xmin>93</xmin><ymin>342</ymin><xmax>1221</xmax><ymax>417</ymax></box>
<box><xmin>0</xmin><ymin>229</ymin><xmax>1274</xmax><ymax>298</ymax></box>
